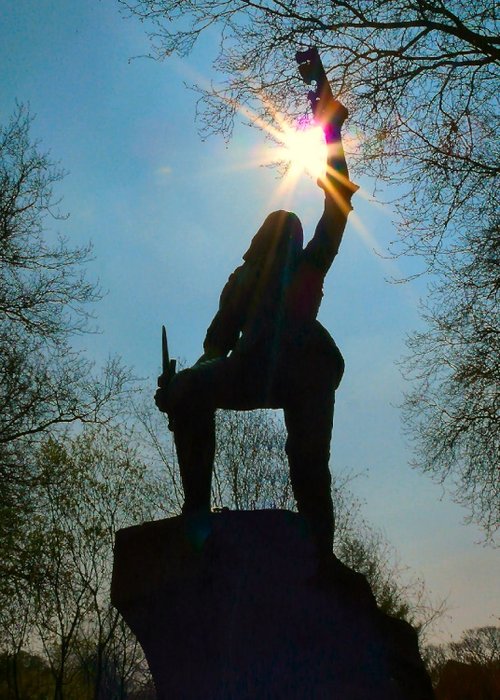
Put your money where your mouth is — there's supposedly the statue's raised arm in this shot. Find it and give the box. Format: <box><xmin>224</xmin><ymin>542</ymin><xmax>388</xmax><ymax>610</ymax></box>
<box><xmin>297</xmin><ymin>47</ymin><xmax>358</xmax><ymax>273</ymax></box>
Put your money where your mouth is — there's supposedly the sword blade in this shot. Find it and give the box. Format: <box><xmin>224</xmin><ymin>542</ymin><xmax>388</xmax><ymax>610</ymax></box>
<box><xmin>162</xmin><ymin>325</ymin><xmax>169</xmax><ymax>374</ymax></box>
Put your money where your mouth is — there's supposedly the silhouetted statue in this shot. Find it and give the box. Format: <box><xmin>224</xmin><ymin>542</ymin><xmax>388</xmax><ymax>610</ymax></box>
<box><xmin>155</xmin><ymin>48</ymin><xmax>358</xmax><ymax>562</ymax></box>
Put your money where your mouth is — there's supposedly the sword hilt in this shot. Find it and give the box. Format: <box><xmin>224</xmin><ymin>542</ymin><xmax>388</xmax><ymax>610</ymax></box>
<box><xmin>296</xmin><ymin>47</ymin><xmax>343</xmax><ymax>126</ymax></box>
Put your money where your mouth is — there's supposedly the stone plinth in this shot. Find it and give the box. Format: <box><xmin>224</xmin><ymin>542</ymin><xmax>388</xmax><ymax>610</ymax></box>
<box><xmin>111</xmin><ymin>510</ymin><xmax>433</xmax><ymax>699</ymax></box>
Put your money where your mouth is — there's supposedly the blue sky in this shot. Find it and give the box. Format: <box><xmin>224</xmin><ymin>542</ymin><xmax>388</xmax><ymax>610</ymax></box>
<box><xmin>1</xmin><ymin>0</ymin><xmax>497</xmax><ymax>642</ymax></box>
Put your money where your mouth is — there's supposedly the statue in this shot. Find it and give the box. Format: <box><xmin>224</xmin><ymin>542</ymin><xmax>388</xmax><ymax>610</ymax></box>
<box><xmin>155</xmin><ymin>48</ymin><xmax>358</xmax><ymax>566</ymax></box>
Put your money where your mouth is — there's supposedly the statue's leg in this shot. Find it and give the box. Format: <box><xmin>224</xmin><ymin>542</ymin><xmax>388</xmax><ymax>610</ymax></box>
<box><xmin>163</xmin><ymin>367</ymin><xmax>218</xmax><ymax>514</ymax></box>
<box><xmin>284</xmin><ymin>392</ymin><xmax>336</xmax><ymax>558</ymax></box>
<box><xmin>171</xmin><ymin>406</ymin><xmax>215</xmax><ymax>514</ymax></box>
<box><xmin>281</xmin><ymin>322</ymin><xmax>344</xmax><ymax>558</ymax></box>
<box><xmin>165</xmin><ymin>356</ymin><xmax>260</xmax><ymax>514</ymax></box>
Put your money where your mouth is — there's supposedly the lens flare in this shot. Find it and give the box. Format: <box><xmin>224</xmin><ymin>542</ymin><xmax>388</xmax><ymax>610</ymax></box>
<box><xmin>273</xmin><ymin>123</ymin><xmax>327</xmax><ymax>181</ymax></box>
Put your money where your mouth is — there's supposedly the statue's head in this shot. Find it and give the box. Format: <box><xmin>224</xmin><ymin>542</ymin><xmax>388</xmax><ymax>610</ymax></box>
<box><xmin>243</xmin><ymin>210</ymin><xmax>303</xmax><ymax>267</ymax></box>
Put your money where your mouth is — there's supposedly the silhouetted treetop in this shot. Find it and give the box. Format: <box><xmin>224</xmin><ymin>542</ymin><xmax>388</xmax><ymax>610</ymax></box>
<box><xmin>120</xmin><ymin>0</ymin><xmax>499</xmax><ymax>265</ymax></box>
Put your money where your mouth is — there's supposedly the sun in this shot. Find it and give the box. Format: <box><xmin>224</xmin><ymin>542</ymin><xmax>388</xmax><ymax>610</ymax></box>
<box><xmin>276</xmin><ymin>123</ymin><xmax>328</xmax><ymax>181</ymax></box>
<box><xmin>256</xmin><ymin>118</ymin><xmax>328</xmax><ymax>186</ymax></box>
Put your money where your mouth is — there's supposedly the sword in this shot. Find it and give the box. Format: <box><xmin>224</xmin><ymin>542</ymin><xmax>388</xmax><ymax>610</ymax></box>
<box><xmin>295</xmin><ymin>47</ymin><xmax>335</xmax><ymax>121</ymax></box>
<box><xmin>159</xmin><ymin>325</ymin><xmax>176</xmax><ymax>388</ymax></box>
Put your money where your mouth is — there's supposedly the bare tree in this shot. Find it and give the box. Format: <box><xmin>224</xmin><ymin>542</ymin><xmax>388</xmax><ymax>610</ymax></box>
<box><xmin>212</xmin><ymin>409</ymin><xmax>293</xmax><ymax>510</ymax></box>
<box><xmin>119</xmin><ymin>0</ymin><xmax>499</xmax><ymax>538</ymax></box>
<box><xmin>402</xmin><ymin>222</ymin><xmax>499</xmax><ymax>537</ymax></box>
<box><xmin>0</xmin><ymin>104</ymin><xmax>131</xmax><ymax>449</ymax></box>
<box><xmin>448</xmin><ymin>626</ymin><xmax>500</xmax><ymax>667</ymax></box>
<box><xmin>424</xmin><ymin>625</ymin><xmax>500</xmax><ymax>690</ymax></box>
<box><xmin>0</xmin><ymin>104</ymin><xmax>133</xmax><ymax>617</ymax></box>
<box><xmin>119</xmin><ymin>0</ymin><xmax>498</xmax><ymax>261</ymax></box>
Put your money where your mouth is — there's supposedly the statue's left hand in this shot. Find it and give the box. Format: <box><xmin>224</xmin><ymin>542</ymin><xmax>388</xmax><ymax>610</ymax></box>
<box><xmin>154</xmin><ymin>383</ymin><xmax>170</xmax><ymax>413</ymax></box>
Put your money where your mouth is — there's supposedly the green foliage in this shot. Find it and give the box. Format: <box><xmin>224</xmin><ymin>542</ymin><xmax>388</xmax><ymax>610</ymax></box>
<box><xmin>337</xmin><ymin>528</ymin><xmax>443</xmax><ymax>637</ymax></box>
<box><xmin>0</xmin><ymin>426</ymin><xmax>161</xmax><ymax>699</ymax></box>
<box><xmin>0</xmin><ymin>651</ymin><xmax>55</xmax><ymax>700</ymax></box>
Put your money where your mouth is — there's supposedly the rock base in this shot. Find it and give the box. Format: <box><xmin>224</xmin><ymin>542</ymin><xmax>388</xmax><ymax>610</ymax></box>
<box><xmin>111</xmin><ymin>510</ymin><xmax>434</xmax><ymax>699</ymax></box>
